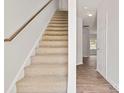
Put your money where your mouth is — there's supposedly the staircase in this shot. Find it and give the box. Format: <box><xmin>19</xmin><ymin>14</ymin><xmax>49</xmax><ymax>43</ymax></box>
<box><xmin>16</xmin><ymin>11</ymin><xmax>68</xmax><ymax>93</ymax></box>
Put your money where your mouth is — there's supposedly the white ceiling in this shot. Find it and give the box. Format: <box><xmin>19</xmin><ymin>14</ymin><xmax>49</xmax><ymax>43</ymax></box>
<box><xmin>78</xmin><ymin>0</ymin><xmax>102</xmax><ymax>9</ymax></box>
<box><xmin>77</xmin><ymin>0</ymin><xmax>102</xmax><ymax>31</ymax></box>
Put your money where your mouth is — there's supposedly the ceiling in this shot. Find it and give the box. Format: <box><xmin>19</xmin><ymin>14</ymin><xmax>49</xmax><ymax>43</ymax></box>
<box><xmin>77</xmin><ymin>0</ymin><xmax>102</xmax><ymax>31</ymax></box>
<box><xmin>77</xmin><ymin>0</ymin><xmax>102</xmax><ymax>9</ymax></box>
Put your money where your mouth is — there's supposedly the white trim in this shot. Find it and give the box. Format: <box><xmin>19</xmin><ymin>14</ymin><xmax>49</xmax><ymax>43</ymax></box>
<box><xmin>67</xmin><ymin>0</ymin><xmax>76</xmax><ymax>93</ymax></box>
<box><xmin>96</xmin><ymin>69</ymin><xmax>119</xmax><ymax>91</ymax></box>
<box><xmin>105</xmin><ymin>11</ymin><xmax>108</xmax><ymax>79</ymax></box>
<box><xmin>96</xmin><ymin>69</ymin><xmax>106</xmax><ymax>80</ymax></box>
<box><xmin>106</xmin><ymin>77</ymin><xmax>119</xmax><ymax>91</ymax></box>
<box><xmin>76</xmin><ymin>62</ymin><xmax>83</xmax><ymax>65</ymax></box>
<box><xmin>83</xmin><ymin>56</ymin><xmax>89</xmax><ymax>57</ymax></box>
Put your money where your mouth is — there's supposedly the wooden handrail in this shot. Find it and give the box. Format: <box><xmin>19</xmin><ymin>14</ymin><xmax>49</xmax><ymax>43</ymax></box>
<box><xmin>4</xmin><ymin>0</ymin><xmax>53</xmax><ymax>42</ymax></box>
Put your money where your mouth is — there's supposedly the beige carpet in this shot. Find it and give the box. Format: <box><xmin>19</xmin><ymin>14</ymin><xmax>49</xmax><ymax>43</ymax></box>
<box><xmin>16</xmin><ymin>11</ymin><xmax>68</xmax><ymax>93</ymax></box>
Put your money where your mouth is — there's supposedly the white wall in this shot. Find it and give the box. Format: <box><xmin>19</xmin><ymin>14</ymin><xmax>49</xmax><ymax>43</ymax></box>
<box><xmin>59</xmin><ymin>0</ymin><xmax>68</xmax><ymax>11</ymax></box>
<box><xmin>5</xmin><ymin>0</ymin><xmax>53</xmax><ymax>37</ymax></box>
<box><xmin>97</xmin><ymin>0</ymin><xmax>119</xmax><ymax>90</ymax></box>
<box><xmin>106</xmin><ymin>0</ymin><xmax>119</xmax><ymax>90</ymax></box>
<box><xmin>4</xmin><ymin>0</ymin><xmax>59</xmax><ymax>93</ymax></box>
<box><xmin>76</xmin><ymin>0</ymin><xmax>84</xmax><ymax>65</ymax></box>
<box><xmin>76</xmin><ymin>16</ymin><xmax>83</xmax><ymax>65</ymax></box>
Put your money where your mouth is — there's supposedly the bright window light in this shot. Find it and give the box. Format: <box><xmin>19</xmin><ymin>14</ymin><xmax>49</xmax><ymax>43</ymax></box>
<box><xmin>88</xmin><ymin>14</ymin><xmax>93</xmax><ymax>17</ymax></box>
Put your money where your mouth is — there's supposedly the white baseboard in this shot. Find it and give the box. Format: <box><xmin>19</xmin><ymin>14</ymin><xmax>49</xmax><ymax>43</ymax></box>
<box><xmin>76</xmin><ymin>61</ymin><xmax>83</xmax><ymax>65</ymax></box>
<box><xmin>96</xmin><ymin>69</ymin><xmax>119</xmax><ymax>91</ymax></box>
<box><xmin>6</xmin><ymin>31</ymin><xmax>44</xmax><ymax>93</ymax></box>
<box><xmin>83</xmin><ymin>56</ymin><xmax>89</xmax><ymax>57</ymax></box>
<box><xmin>106</xmin><ymin>77</ymin><xmax>119</xmax><ymax>91</ymax></box>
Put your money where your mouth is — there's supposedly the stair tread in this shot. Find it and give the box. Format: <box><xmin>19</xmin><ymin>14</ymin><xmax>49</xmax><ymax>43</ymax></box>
<box><xmin>44</xmin><ymin>33</ymin><xmax>68</xmax><ymax>36</ymax></box>
<box><xmin>47</xmin><ymin>27</ymin><xmax>68</xmax><ymax>29</ymax></box>
<box><xmin>50</xmin><ymin>21</ymin><xmax>68</xmax><ymax>24</ymax></box>
<box><xmin>36</xmin><ymin>47</ymin><xmax>68</xmax><ymax>50</ymax></box>
<box><xmin>17</xmin><ymin>76</ymin><xmax>67</xmax><ymax>93</ymax></box>
<box><xmin>52</xmin><ymin>18</ymin><xmax>68</xmax><ymax>20</ymax></box>
<box><xmin>31</xmin><ymin>54</ymin><xmax>68</xmax><ymax>64</ymax></box>
<box><xmin>42</xmin><ymin>35</ymin><xmax>68</xmax><ymax>41</ymax></box>
<box><xmin>40</xmin><ymin>40</ymin><xmax>68</xmax><ymax>42</ymax></box>
<box><xmin>24</xmin><ymin>64</ymin><xmax>67</xmax><ymax>77</ymax></box>
<box><xmin>48</xmin><ymin>25</ymin><xmax>68</xmax><ymax>29</ymax></box>
<box><xmin>36</xmin><ymin>47</ymin><xmax>68</xmax><ymax>54</ymax></box>
<box><xmin>43</xmin><ymin>35</ymin><xmax>68</xmax><ymax>37</ymax></box>
<box><xmin>32</xmin><ymin>54</ymin><xmax>68</xmax><ymax>59</ymax></box>
<box><xmin>17</xmin><ymin>76</ymin><xmax>67</xmax><ymax>85</ymax></box>
<box><xmin>39</xmin><ymin>40</ymin><xmax>68</xmax><ymax>47</ymax></box>
<box><xmin>25</xmin><ymin>64</ymin><xmax>67</xmax><ymax>69</ymax></box>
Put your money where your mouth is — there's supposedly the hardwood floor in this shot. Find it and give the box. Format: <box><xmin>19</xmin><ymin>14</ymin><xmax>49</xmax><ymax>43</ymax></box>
<box><xmin>77</xmin><ymin>56</ymin><xmax>118</xmax><ymax>93</ymax></box>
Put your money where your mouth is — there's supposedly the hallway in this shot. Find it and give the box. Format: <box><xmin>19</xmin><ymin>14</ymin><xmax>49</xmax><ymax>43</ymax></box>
<box><xmin>77</xmin><ymin>56</ymin><xmax>118</xmax><ymax>93</ymax></box>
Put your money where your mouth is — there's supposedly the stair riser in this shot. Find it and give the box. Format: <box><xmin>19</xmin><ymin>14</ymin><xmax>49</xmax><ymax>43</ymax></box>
<box><xmin>17</xmin><ymin>86</ymin><xmax>67</xmax><ymax>93</ymax></box>
<box><xmin>53</xmin><ymin>13</ymin><xmax>68</xmax><ymax>17</ymax></box>
<box><xmin>50</xmin><ymin>20</ymin><xmax>68</xmax><ymax>22</ymax></box>
<box><xmin>48</xmin><ymin>26</ymin><xmax>68</xmax><ymax>28</ymax></box>
<box><xmin>50</xmin><ymin>21</ymin><xmax>68</xmax><ymax>24</ymax></box>
<box><xmin>51</xmin><ymin>19</ymin><xmax>68</xmax><ymax>21</ymax></box>
<box><xmin>32</xmin><ymin>56</ymin><xmax>68</xmax><ymax>64</ymax></box>
<box><xmin>54</xmin><ymin>13</ymin><xmax>68</xmax><ymax>16</ymax></box>
<box><xmin>40</xmin><ymin>45</ymin><xmax>68</xmax><ymax>47</ymax></box>
<box><xmin>36</xmin><ymin>48</ymin><xmax>68</xmax><ymax>55</ymax></box>
<box><xmin>44</xmin><ymin>34</ymin><xmax>67</xmax><ymax>36</ymax></box>
<box><xmin>48</xmin><ymin>24</ymin><xmax>68</xmax><ymax>27</ymax></box>
<box><xmin>47</xmin><ymin>27</ymin><xmax>68</xmax><ymax>31</ymax></box>
<box><xmin>53</xmin><ymin>16</ymin><xmax>68</xmax><ymax>18</ymax></box>
<box><xmin>24</xmin><ymin>68</ymin><xmax>67</xmax><ymax>77</ymax></box>
<box><xmin>52</xmin><ymin>16</ymin><xmax>68</xmax><ymax>18</ymax></box>
<box><xmin>42</xmin><ymin>36</ymin><xmax>68</xmax><ymax>41</ymax></box>
<box><xmin>43</xmin><ymin>38</ymin><xmax>68</xmax><ymax>41</ymax></box>
<box><xmin>39</xmin><ymin>41</ymin><xmax>68</xmax><ymax>47</ymax></box>
<box><xmin>45</xmin><ymin>31</ymin><xmax>68</xmax><ymax>35</ymax></box>
<box><xmin>52</xmin><ymin>17</ymin><xmax>68</xmax><ymax>19</ymax></box>
<box><xmin>46</xmin><ymin>30</ymin><xmax>68</xmax><ymax>32</ymax></box>
<box><xmin>55</xmin><ymin>11</ymin><xmax>68</xmax><ymax>13</ymax></box>
<box><xmin>47</xmin><ymin>27</ymin><xmax>68</xmax><ymax>29</ymax></box>
<box><xmin>55</xmin><ymin>12</ymin><xmax>68</xmax><ymax>13</ymax></box>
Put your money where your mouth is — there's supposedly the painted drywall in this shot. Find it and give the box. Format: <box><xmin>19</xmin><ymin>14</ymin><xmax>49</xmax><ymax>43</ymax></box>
<box><xmin>106</xmin><ymin>0</ymin><xmax>119</xmax><ymax>90</ymax></box>
<box><xmin>67</xmin><ymin>0</ymin><xmax>76</xmax><ymax>93</ymax></box>
<box><xmin>59</xmin><ymin>0</ymin><xmax>68</xmax><ymax>10</ymax></box>
<box><xmin>77</xmin><ymin>16</ymin><xmax>83</xmax><ymax>65</ymax></box>
<box><xmin>83</xmin><ymin>27</ymin><xmax>90</xmax><ymax>57</ymax></box>
<box><xmin>97</xmin><ymin>0</ymin><xmax>119</xmax><ymax>90</ymax></box>
<box><xmin>76</xmin><ymin>0</ymin><xmax>84</xmax><ymax>65</ymax></box>
<box><xmin>5</xmin><ymin>0</ymin><xmax>53</xmax><ymax>37</ymax></box>
<box><xmin>4</xmin><ymin>0</ymin><xmax>59</xmax><ymax>93</ymax></box>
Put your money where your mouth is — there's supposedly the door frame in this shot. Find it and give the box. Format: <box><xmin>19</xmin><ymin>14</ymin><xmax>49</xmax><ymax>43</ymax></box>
<box><xmin>67</xmin><ymin>0</ymin><xmax>76</xmax><ymax>93</ymax></box>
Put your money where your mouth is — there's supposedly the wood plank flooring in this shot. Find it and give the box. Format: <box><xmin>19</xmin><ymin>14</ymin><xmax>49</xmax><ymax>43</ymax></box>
<box><xmin>77</xmin><ymin>56</ymin><xmax>119</xmax><ymax>93</ymax></box>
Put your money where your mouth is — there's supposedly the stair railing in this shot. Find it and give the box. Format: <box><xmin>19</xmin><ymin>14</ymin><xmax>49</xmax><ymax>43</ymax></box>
<box><xmin>4</xmin><ymin>0</ymin><xmax>53</xmax><ymax>42</ymax></box>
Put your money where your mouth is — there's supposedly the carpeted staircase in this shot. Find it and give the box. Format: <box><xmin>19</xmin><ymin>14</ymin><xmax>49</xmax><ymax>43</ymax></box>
<box><xmin>16</xmin><ymin>11</ymin><xmax>68</xmax><ymax>93</ymax></box>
